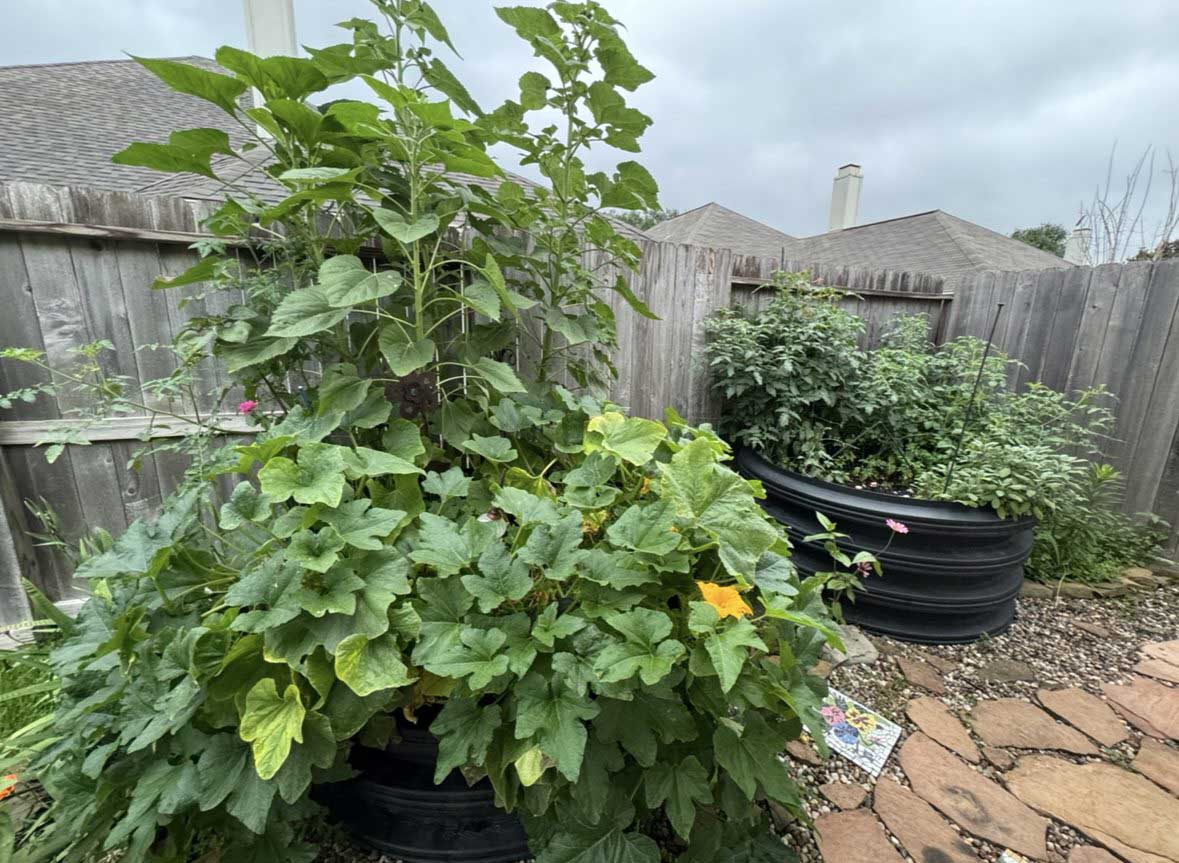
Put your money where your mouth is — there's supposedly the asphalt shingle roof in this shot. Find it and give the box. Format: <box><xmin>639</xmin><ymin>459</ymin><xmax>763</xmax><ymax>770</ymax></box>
<box><xmin>0</xmin><ymin>57</ymin><xmax>248</xmax><ymax>193</ymax></box>
<box><xmin>648</xmin><ymin>203</ymin><xmax>1068</xmax><ymax>289</ymax></box>
<box><xmin>795</xmin><ymin>210</ymin><xmax>1068</xmax><ymax>288</ymax></box>
<box><xmin>0</xmin><ymin>57</ymin><xmax>649</xmax><ymax>239</ymax></box>
<box><xmin>646</xmin><ymin>202</ymin><xmax>803</xmax><ymax>259</ymax></box>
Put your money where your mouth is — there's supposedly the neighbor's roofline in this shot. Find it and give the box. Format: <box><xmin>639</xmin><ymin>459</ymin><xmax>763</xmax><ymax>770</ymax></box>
<box><xmin>0</xmin><ymin>55</ymin><xmax>211</xmax><ymax>72</ymax></box>
<box><xmin>798</xmin><ymin>209</ymin><xmax>943</xmax><ymax>238</ymax></box>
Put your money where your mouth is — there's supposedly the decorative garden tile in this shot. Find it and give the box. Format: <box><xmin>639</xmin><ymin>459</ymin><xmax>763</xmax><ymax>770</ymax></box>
<box><xmin>820</xmin><ymin>687</ymin><xmax>902</xmax><ymax>777</ymax></box>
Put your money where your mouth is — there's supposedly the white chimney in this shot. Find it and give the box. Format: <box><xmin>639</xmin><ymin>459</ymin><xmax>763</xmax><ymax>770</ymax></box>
<box><xmin>1063</xmin><ymin>226</ymin><xmax>1091</xmax><ymax>265</ymax></box>
<box><xmin>827</xmin><ymin>163</ymin><xmax>863</xmax><ymax>232</ymax></box>
<box><xmin>244</xmin><ymin>0</ymin><xmax>298</xmax><ymax>61</ymax></box>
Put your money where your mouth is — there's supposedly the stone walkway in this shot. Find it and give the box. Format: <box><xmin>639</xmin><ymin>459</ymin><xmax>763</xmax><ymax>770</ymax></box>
<box><xmin>808</xmin><ymin>637</ymin><xmax>1179</xmax><ymax>863</ymax></box>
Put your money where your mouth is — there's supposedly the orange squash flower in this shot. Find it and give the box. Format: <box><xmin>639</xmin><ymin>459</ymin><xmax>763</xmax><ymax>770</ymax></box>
<box><xmin>696</xmin><ymin>581</ymin><xmax>752</xmax><ymax>620</ymax></box>
<box><xmin>0</xmin><ymin>774</ymin><xmax>17</xmax><ymax>801</ymax></box>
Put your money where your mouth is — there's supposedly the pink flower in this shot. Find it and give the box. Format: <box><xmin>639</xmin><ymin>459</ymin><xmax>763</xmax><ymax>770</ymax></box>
<box><xmin>237</xmin><ymin>400</ymin><xmax>259</xmax><ymax>415</ymax></box>
<box><xmin>820</xmin><ymin>705</ymin><xmax>845</xmax><ymax>725</ymax></box>
<box><xmin>885</xmin><ymin>518</ymin><xmax>909</xmax><ymax>535</ymax></box>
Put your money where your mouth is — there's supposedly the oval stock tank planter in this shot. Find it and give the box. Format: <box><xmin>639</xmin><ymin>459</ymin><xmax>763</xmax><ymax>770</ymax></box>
<box><xmin>319</xmin><ymin>716</ymin><xmax>530</xmax><ymax>863</ymax></box>
<box><xmin>735</xmin><ymin>446</ymin><xmax>1035</xmax><ymax>644</ymax></box>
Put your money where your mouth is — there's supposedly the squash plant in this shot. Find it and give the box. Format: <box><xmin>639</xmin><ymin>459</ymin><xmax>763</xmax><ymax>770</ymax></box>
<box><xmin>1</xmin><ymin>3</ymin><xmax>845</xmax><ymax>861</ymax></box>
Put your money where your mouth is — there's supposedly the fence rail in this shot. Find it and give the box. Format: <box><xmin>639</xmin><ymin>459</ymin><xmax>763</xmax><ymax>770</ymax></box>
<box><xmin>2</xmin><ymin>178</ymin><xmax>1178</xmax><ymax>614</ymax></box>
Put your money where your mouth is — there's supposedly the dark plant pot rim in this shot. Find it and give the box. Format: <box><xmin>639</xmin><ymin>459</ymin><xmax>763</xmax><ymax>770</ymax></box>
<box><xmin>736</xmin><ymin>445</ymin><xmax>1035</xmax><ymax>530</ymax></box>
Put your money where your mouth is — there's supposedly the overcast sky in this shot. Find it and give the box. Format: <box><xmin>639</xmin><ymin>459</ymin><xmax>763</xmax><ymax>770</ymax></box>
<box><xmin>6</xmin><ymin>1</ymin><xmax>1179</xmax><ymax>240</ymax></box>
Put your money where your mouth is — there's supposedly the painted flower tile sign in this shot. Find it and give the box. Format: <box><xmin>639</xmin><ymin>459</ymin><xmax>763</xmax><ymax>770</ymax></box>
<box><xmin>820</xmin><ymin>687</ymin><xmax>902</xmax><ymax>776</ymax></box>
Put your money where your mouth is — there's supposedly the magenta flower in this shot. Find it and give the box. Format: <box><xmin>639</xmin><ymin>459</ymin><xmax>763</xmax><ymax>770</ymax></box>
<box><xmin>885</xmin><ymin>518</ymin><xmax>909</xmax><ymax>535</ymax></box>
<box><xmin>237</xmin><ymin>400</ymin><xmax>259</xmax><ymax>415</ymax></box>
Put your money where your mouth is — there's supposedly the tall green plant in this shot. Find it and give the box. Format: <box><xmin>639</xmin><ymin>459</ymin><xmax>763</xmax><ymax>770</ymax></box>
<box><xmin>0</xmin><ymin>5</ymin><xmax>846</xmax><ymax>861</ymax></box>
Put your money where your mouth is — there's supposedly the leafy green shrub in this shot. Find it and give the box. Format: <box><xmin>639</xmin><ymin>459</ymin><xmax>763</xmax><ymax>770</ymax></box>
<box><xmin>1027</xmin><ymin>463</ymin><xmax>1170</xmax><ymax>584</ymax></box>
<box><xmin>703</xmin><ymin>273</ymin><xmax>866</xmax><ymax>478</ymax></box>
<box><xmin>703</xmin><ymin>274</ymin><xmax>1168</xmax><ymax>582</ymax></box>
<box><xmin>0</xmin><ymin>3</ymin><xmax>846</xmax><ymax>861</ymax></box>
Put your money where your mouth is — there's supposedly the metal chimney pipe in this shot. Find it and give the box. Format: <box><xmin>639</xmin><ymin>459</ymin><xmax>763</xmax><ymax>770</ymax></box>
<box><xmin>828</xmin><ymin>163</ymin><xmax>863</xmax><ymax>232</ymax></box>
<box><xmin>1063</xmin><ymin>226</ymin><xmax>1092</xmax><ymax>265</ymax></box>
<box><xmin>243</xmin><ymin>0</ymin><xmax>298</xmax><ymax>116</ymax></box>
<box><xmin>244</xmin><ymin>0</ymin><xmax>298</xmax><ymax>61</ymax></box>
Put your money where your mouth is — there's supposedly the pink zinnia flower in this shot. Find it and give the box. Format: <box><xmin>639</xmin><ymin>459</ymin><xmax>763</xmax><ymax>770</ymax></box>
<box><xmin>885</xmin><ymin>518</ymin><xmax>909</xmax><ymax>535</ymax></box>
<box><xmin>237</xmin><ymin>400</ymin><xmax>259</xmax><ymax>415</ymax></box>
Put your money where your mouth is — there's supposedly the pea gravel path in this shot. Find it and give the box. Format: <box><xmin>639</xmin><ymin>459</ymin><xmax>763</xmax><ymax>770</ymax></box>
<box><xmin>778</xmin><ymin>581</ymin><xmax>1179</xmax><ymax>863</ymax></box>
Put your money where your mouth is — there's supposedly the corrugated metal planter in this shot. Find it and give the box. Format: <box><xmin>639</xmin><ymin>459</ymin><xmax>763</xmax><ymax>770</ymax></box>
<box><xmin>319</xmin><ymin>718</ymin><xmax>530</xmax><ymax>863</ymax></box>
<box><xmin>735</xmin><ymin>447</ymin><xmax>1034</xmax><ymax>644</ymax></box>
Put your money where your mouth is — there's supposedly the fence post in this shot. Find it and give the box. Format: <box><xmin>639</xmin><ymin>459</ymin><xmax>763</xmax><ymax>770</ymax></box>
<box><xmin>687</xmin><ymin>245</ymin><xmax>733</xmax><ymax>425</ymax></box>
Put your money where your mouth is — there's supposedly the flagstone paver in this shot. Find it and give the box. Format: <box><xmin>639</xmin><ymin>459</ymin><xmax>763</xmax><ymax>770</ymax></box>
<box><xmin>810</xmin><ymin>659</ymin><xmax>834</xmax><ymax>679</ymax></box>
<box><xmin>1068</xmin><ymin>848</ymin><xmax>1123</xmax><ymax>863</ymax></box>
<box><xmin>899</xmin><ymin>732</ymin><xmax>1048</xmax><ymax>860</ymax></box>
<box><xmin>897</xmin><ymin>657</ymin><xmax>947</xmax><ymax>694</ymax></box>
<box><xmin>981</xmin><ymin>746</ymin><xmax>1016</xmax><ymax>770</ymax></box>
<box><xmin>909</xmin><ymin>648</ymin><xmax>959</xmax><ymax>675</ymax></box>
<box><xmin>1142</xmin><ymin>640</ymin><xmax>1179</xmax><ymax>666</ymax></box>
<box><xmin>1102</xmin><ymin>676</ymin><xmax>1179</xmax><ymax>739</ymax></box>
<box><xmin>1131</xmin><ymin>738</ymin><xmax>1179</xmax><ymax>796</ymax></box>
<box><xmin>1036</xmin><ymin>687</ymin><xmax>1129</xmax><ymax>747</ymax></box>
<box><xmin>815</xmin><ymin>810</ymin><xmax>906</xmax><ymax>863</ymax></box>
<box><xmin>819</xmin><ymin>781</ymin><xmax>867</xmax><ymax>810</ymax></box>
<box><xmin>873</xmin><ymin>776</ymin><xmax>981</xmax><ymax>863</ymax></box>
<box><xmin>971</xmin><ymin>699</ymin><xmax>1099</xmax><ymax>755</ymax></box>
<box><xmin>906</xmin><ymin>697</ymin><xmax>980</xmax><ymax>763</ymax></box>
<box><xmin>1007</xmin><ymin>755</ymin><xmax>1179</xmax><ymax>863</ymax></box>
<box><xmin>1134</xmin><ymin>657</ymin><xmax>1179</xmax><ymax>684</ymax></box>
<box><xmin>786</xmin><ymin>740</ymin><xmax>823</xmax><ymax>766</ymax></box>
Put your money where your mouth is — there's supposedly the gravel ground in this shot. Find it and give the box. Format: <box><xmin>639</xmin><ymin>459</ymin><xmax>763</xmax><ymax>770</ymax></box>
<box><xmin>778</xmin><ymin>581</ymin><xmax>1179</xmax><ymax>863</ymax></box>
<box><xmin>319</xmin><ymin>583</ymin><xmax>1179</xmax><ymax>863</ymax></box>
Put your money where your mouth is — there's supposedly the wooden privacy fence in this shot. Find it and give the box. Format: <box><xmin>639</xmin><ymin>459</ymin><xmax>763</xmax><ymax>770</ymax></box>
<box><xmin>3</xmin><ymin>177</ymin><xmax>1179</xmax><ymax>612</ymax></box>
<box><xmin>0</xmin><ymin>181</ymin><xmax>229</xmax><ymax>611</ymax></box>
<box><xmin>728</xmin><ymin>255</ymin><xmax>951</xmax><ymax>346</ymax></box>
<box><xmin>943</xmin><ymin>261</ymin><xmax>1179</xmax><ymax>536</ymax></box>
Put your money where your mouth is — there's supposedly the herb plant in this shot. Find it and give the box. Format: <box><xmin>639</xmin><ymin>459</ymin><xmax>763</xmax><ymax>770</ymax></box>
<box><xmin>0</xmin><ymin>4</ymin><xmax>844</xmax><ymax>861</ymax></box>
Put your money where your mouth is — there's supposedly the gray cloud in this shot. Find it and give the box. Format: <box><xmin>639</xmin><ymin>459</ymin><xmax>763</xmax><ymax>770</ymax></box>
<box><xmin>5</xmin><ymin>0</ymin><xmax>1178</xmax><ymax>243</ymax></box>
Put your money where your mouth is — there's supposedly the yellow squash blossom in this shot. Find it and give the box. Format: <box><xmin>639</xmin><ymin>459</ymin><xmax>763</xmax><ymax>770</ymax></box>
<box><xmin>696</xmin><ymin>581</ymin><xmax>753</xmax><ymax>620</ymax></box>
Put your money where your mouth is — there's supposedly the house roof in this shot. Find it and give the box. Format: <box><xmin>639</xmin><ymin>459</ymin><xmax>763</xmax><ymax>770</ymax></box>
<box><xmin>0</xmin><ymin>57</ymin><xmax>249</xmax><ymax>192</ymax></box>
<box><xmin>0</xmin><ymin>57</ymin><xmax>649</xmax><ymax>240</ymax></box>
<box><xmin>648</xmin><ymin>201</ymin><xmax>1068</xmax><ymax>288</ymax></box>
<box><xmin>646</xmin><ymin>202</ymin><xmax>802</xmax><ymax>259</ymax></box>
<box><xmin>794</xmin><ymin>210</ymin><xmax>1067</xmax><ymax>287</ymax></box>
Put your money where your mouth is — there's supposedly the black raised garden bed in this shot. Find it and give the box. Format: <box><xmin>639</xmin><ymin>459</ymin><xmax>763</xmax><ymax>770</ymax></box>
<box><xmin>319</xmin><ymin>715</ymin><xmax>530</xmax><ymax>863</ymax></box>
<box><xmin>735</xmin><ymin>446</ymin><xmax>1035</xmax><ymax>644</ymax></box>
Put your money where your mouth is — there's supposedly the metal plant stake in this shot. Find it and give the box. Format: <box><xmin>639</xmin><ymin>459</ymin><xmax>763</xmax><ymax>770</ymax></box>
<box><xmin>943</xmin><ymin>302</ymin><xmax>1006</xmax><ymax>494</ymax></box>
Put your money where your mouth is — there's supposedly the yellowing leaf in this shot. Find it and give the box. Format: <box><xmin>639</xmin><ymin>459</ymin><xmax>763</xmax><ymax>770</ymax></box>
<box><xmin>695</xmin><ymin>581</ymin><xmax>752</xmax><ymax>620</ymax></box>
<box><xmin>586</xmin><ymin>411</ymin><xmax>666</xmax><ymax>465</ymax></box>
<box><xmin>238</xmin><ymin>679</ymin><xmax>305</xmax><ymax>780</ymax></box>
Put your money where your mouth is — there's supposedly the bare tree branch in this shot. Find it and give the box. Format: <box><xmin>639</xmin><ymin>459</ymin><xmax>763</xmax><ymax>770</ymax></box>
<box><xmin>1079</xmin><ymin>143</ymin><xmax>1179</xmax><ymax>262</ymax></box>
